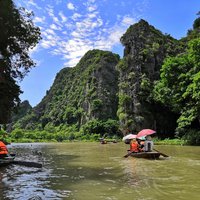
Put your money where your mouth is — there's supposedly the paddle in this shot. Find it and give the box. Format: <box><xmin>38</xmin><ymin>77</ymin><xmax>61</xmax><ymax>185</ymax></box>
<box><xmin>124</xmin><ymin>150</ymin><xmax>134</xmax><ymax>158</ymax></box>
<box><xmin>11</xmin><ymin>160</ymin><xmax>43</xmax><ymax>168</ymax></box>
<box><xmin>153</xmin><ymin>148</ymin><xmax>169</xmax><ymax>157</ymax></box>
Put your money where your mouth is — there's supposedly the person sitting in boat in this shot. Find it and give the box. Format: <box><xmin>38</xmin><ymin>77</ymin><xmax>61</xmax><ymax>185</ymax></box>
<box><xmin>136</xmin><ymin>138</ymin><xmax>144</xmax><ymax>151</ymax></box>
<box><xmin>130</xmin><ymin>138</ymin><xmax>140</xmax><ymax>152</ymax></box>
<box><xmin>144</xmin><ymin>136</ymin><xmax>154</xmax><ymax>152</ymax></box>
<box><xmin>0</xmin><ymin>140</ymin><xmax>9</xmax><ymax>158</ymax></box>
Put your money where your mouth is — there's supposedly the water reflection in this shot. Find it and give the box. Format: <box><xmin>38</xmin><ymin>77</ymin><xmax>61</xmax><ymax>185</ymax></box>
<box><xmin>1</xmin><ymin>143</ymin><xmax>71</xmax><ymax>200</ymax></box>
<box><xmin>121</xmin><ymin>145</ymin><xmax>200</xmax><ymax>200</ymax></box>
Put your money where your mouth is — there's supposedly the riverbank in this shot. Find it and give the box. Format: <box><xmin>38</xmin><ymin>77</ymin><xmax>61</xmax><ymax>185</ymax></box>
<box><xmin>3</xmin><ymin>127</ymin><xmax>199</xmax><ymax>145</ymax></box>
<box><xmin>153</xmin><ymin>138</ymin><xmax>185</xmax><ymax>145</ymax></box>
<box><xmin>2</xmin><ymin>137</ymin><xmax>189</xmax><ymax>145</ymax></box>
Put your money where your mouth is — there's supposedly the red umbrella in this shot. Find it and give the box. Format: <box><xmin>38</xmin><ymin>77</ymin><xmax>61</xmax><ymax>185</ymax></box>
<box><xmin>136</xmin><ymin>129</ymin><xmax>156</xmax><ymax>138</ymax></box>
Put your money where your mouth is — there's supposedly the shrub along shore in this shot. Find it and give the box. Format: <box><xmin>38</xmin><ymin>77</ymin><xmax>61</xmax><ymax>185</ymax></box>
<box><xmin>1</xmin><ymin>127</ymin><xmax>199</xmax><ymax>145</ymax></box>
<box><xmin>0</xmin><ymin>136</ymin><xmax>192</xmax><ymax>146</ymax></box>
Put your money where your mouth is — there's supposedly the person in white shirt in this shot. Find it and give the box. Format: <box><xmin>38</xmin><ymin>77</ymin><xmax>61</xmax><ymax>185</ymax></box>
<box><xmin>144</xmin><ymin>135</ymin><xmax>153</xmax><ymax>152</ymax></box>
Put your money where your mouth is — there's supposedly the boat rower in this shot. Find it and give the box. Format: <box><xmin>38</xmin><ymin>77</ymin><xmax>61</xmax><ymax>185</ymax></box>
<box><xmin>144</xmin><ymin>136</ymin><xmax>154</xmax><ymax>152</ymax></box>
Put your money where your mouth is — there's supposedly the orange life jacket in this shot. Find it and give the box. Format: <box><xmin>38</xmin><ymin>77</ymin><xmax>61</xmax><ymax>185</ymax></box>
<box><xmin>0</xmin><ymin>141</ymin><xmax>8</xmax><ymax>154</ymax></box>
<box><xmin>130</xmin><ymin>142</ymin><xmax>139</xmax><ymax>152</ymax></box>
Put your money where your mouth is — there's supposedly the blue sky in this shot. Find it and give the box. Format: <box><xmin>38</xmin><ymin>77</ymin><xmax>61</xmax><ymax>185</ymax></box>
<box><xmin>14</xmin><ymin>0</ymin><xmax>200</xmax><ymax>107</ymax></box>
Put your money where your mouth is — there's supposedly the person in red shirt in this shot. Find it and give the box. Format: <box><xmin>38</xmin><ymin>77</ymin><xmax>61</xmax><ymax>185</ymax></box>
<box><xmin>130</xmin><ymin>139</ymin><xmax>140</xmax><ymax>152</ymax></box>
<box><xmin>0</xmin><ymin>141</ymin><xmax>9</xmax><ymax>158</ymax></box>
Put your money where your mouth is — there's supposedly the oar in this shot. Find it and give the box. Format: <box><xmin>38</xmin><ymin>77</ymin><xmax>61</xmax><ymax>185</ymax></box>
<box><xmin>124</xmin><ymin>150</ymin><xmax>134</xmax><ymax>158</ymax></box>
<box><xmin>11</xmin><ymin>160</ymin><xmax>42</xmax><ymax>168</ymax></box>
<box><xmin>153</xmin><ymin>148</ymin><xmax>169</xmax><ymax>157</ymax></box>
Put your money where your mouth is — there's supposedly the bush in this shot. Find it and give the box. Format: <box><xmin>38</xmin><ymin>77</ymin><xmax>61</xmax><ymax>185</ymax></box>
<box><xmin>182</xmin><ymin>129</ymin><xmax>200</xmax><ymax>145</ymax></box>
<box><xmin>11</xmin><ymin>129</ymin><xmax>24</xmax><ymax>139</ymax></box>
<box><xmin>153</xmin><ymin>138</ymin><xmax>185</xmax><ymax>145</ymax></box>
<box><xmin>81</xmin><ymin>119</ymin><xmax>119</xmax><ymax>137</ymax></box>
<box><xmin>81</xmin><ymin>119</ymin><xmax>104</xmax><ymax>135</ymax></box>
<box><xmin>89</xmin><ymin>133</ymin><xmax>100</xmax><ymax>141</ymax></box>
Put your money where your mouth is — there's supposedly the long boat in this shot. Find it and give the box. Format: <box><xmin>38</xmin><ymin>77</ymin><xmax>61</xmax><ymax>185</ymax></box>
<box><xmin>0</xmin><ymin>154</ymin><xmax>15</xmax><ymax>167</ymax></box>
<box><xmin>130</xmin><ymin>151</ymin><xmax>161</xmax><ymax>159</ymax></box>
<box><xmin>0</xmin><ymin>154</ymin><xmax>43</xmax><ymax>168</ymax></box>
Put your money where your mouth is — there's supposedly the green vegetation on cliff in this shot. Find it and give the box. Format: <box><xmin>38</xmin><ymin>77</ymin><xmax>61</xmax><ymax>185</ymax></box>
<box><xmin>10</xmin><ymin>15</ymin><xmax>200</xmax><ymax>145</ymax></box>
<box><xmin>117</xmin><ymin>19</ymin><xmax>183</xmax><ymax>136</ymax></box>
<box><xmin>13</xmin><ymin>50</ymin><xmax>120</xmax><ymax>140</ymax></box>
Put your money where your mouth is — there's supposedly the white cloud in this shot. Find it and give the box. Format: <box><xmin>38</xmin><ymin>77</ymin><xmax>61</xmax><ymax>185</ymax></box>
<box><xmin>34</xmin><ymin>16</ymin><xmax>46</xmax><ymax>24</ymax></box>
<box><xmin>58</xmin><ymin>11</ymin><xmax>67</xmax><ymax>22</ymax></box>
<box><xmin>46</xmin><ymin>29</ymin><xmax>56</xmax><ymax>35</ymax></box>
<box><xmin>50</xmin><ymin>24</ymin><xmax>61</xmax><ymax>31</ymax></box>
<box><xmin>46</xmin><ymin>6</ymin><xmax>63</xmax><ymax>27</ymax></box>
<box><xmin>46</xmin><ymin>6</ymin><xmax>55</xmax><ymax>18</ymax></box>
<box><xmin>23</xmin><ymin>0</ymin><xmax>144</xmax><ymax>68</ymax></box>
<box><xmin>27</xmin><ymin>0</ymin><xmax>42</xmax><ymax>10</ymax></box>
<box><xmin>87</xmin><ymin>12</ymin><xmax>98</xmax><ymax>19</ymax></box>
<box><xmin>87</xmin><ymin>5</ymin><xmax>97</xmax><ymax>12</ymax></box>
<box><xmin>71</xmin><ymin>31</ymin><xmax>82</xmax><ymax>38</ymax></box>
<box><xmin>40</xmin><ymin>40</ymin><xmax>53</xmax><ymax>49</ymax></box>
<box><xmin>71</xmin><ymin>13</ymin><xmax>82</xmax><ymax>20</ymax></box>
<box><xmin>122</xmin><ymin>16</ymin><xmax>136</xmax><ymax>26</ymax></box>
<box><xmin>67</xmin><ymin>2</ymin><xmax>75</xmax><ymax>10</ymax></box>
<box><xmin>63</xmin><ymin>57</ymin><xmax>81</xmax><ymax>67</ymax></box>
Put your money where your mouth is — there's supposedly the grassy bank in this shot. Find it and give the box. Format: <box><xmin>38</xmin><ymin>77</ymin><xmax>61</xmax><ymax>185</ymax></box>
<box><xmin>153</xmin><ymin>138</ymin><xmax>186</xmax><ymax>145</ymax></box>
<box><xmin>0</xmin><ymin>128</ymin><xmax>194</xmax><ymax>145</ymax></box>
<box><xmin>2</xmin><ymin>136</ymin><xmax>188</xmax><ymax>146</ymax></box>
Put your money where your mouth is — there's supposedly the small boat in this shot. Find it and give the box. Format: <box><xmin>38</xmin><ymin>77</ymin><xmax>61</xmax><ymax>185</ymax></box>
<box><xmin>130</xmin><ymin>151</ymin><xmax>161</xmax><ymax>159</ymax></box>
<box><xmin>0</xmin><ymin>154</ymin><xmax>15</xmax><ymax>167</ymax></box>
<box><xmin>101</xmin><ymin>141</ymin><xmax>107</xmax><ymax>144</ymax></box>
<box><xmin>0</xmin><ymin>154</ymin><xmax>42</xmax><ymax>168</ymax></box>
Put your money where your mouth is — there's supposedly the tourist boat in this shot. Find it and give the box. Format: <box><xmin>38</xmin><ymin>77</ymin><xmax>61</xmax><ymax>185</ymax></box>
<box><xmin>130</xmin><ymin>151</ymin><xmax>161</xmax><ymax>159</ymax></box>
<box><xmin>0</xmin><ymin>154</ymin><xmax>15</xmax><ymax>167</ymax></box>
<box><xmin>0</xmin><ymin>154</ymin><xmax>42</xmax><ymax>168</ymax></box>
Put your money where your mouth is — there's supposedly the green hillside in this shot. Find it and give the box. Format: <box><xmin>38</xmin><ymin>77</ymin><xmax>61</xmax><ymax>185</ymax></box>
<box><xmin>11</xmin><ymin>18</ymin><xmax>200</xmax><ymax>144</ymax></box>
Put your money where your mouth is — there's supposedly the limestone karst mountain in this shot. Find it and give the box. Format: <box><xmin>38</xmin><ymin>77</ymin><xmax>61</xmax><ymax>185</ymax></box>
<box><xmin>13</xmin><ymin>19</ymin><xmax>189</xmax><ymax>138</ymax></box>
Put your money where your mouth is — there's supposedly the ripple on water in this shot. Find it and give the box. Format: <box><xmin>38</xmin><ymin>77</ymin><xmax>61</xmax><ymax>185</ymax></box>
<box><xmin>2</xmin><ymin>159</ymin><xmax>71</xmax><ymax>200</ymax></box>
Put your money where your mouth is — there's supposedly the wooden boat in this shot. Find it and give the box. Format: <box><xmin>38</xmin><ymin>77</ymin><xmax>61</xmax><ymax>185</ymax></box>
<box><xmin>0</xmin><ymin>154</ymin><xmax>42</xmax><ymax>168</ymax></box>
<box><xmin>130</xmin><ymin>151</ymin><xmax>161</xmax><ymax>159</ymax></box>
<box><xmin>0</xmin><ymin>154</ymin><xmax>15</xmax><ymax>167</ymax></box>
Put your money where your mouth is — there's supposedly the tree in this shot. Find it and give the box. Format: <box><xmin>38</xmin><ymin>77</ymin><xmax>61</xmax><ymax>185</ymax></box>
<box><xmin>153</xmin><ymin>38</ymin><xmax>200</xmax><ymax>134</ymax></box>
<box><xmin>0</xmin><ymin>0</ymin><xmax>41</xmax><ymax>123</ymax></box>
<box><xmin>193</xmin><ymin>11</ymin><xmax>200</xmax><ymax>30</ymax></box>
<box><xmin>187</xmin><ymin>11</ymin><xmax>200</xmax><ymax>40</ymax></box>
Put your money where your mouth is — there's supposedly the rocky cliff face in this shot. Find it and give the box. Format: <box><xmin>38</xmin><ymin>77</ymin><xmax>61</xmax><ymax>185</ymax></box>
<box><xmin>117</xmin><ymin>19</ymin><xmax>182</xmax><ymax>133</ymax></box>
<box><xmin>15</xmin><ymin>50</ymin><xmax>119</xmax><ymax>130</ymax></box>
<box><xmin>13</xmin><ymin>19</ymin><xmax>184</xmax><ymax>136</ymax></box>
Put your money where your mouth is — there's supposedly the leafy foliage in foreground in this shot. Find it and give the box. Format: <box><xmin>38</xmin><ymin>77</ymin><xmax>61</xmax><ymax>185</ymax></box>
<box><xmin>0</xmin><ymin>0</ymin><xmax>41</xmax><ymax>123</ymax></box>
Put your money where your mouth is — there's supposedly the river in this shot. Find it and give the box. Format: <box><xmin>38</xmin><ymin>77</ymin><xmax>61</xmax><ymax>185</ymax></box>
<box><xmin>0</xmin><ymin>142</ymin><xmax>199</xmax><ymax>200</ymax></box>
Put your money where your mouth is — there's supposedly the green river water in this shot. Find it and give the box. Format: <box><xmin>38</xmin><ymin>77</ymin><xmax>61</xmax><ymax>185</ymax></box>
<box><xmin>0</xmin><ymin>142</ymin><xmax>199</xmax><ymax>200</ymax></box>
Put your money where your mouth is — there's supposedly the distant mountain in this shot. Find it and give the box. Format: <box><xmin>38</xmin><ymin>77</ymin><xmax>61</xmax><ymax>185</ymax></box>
<box><xmin>12</xmin><ymin>100</ymin><xmax>32</xmax><ymax>122</ymax></box>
